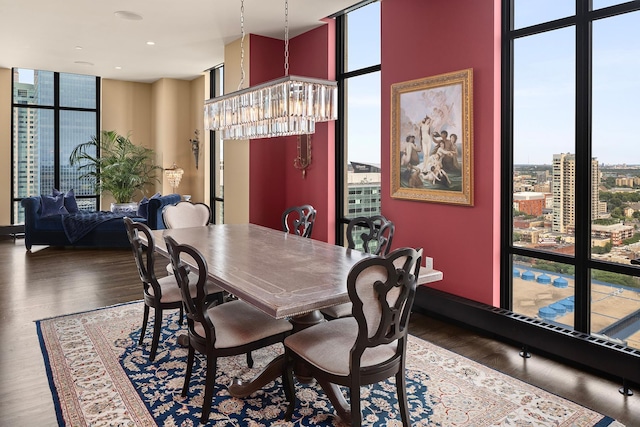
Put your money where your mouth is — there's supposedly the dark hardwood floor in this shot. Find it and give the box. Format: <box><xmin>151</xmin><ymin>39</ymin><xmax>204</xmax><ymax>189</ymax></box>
<box><xmin>0</xmin><ymin>238</ymin><xmax>637</xmax><ymax>426</ymax></box>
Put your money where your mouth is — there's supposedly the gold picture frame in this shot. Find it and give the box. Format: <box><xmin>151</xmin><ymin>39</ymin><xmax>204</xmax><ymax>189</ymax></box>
<box><xmin>390</xmin><ymin>69</ymin><xmax>473</xmax><ymax>205</ymax></box>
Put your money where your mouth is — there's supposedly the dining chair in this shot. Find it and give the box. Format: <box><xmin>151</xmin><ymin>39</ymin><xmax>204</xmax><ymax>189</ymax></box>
<box><xmin>161</xmin><ymin>201</ymin><xmax>211</xmax><ymax>276</ymax></box>
<box><xmin>124</xmin><ymin>217</ymin><xmax>225</xmax><ymax>361</ymax></box>
<box><xmin>164</xmin><ymin>236</ymin><xmax>294</xmax><ymax>424</ymax></box>
<box><xmin>321</xmin><ymin>215</ymin><xmax>395</xmax><ymax>319</ymax></box>
<box><xmin>281</xmin><ymin>204</ymin><xmax>317</xmax><ymax>238</ymax></box>
<box><xmin>282</xmin><ymin>246</ymin><xmax>422</xmax><ymax>426</ymax></box>
<box><xmin>162</xmin><ymin>201</ymin><xmax>211</xmax><ymax>229</ymax></box>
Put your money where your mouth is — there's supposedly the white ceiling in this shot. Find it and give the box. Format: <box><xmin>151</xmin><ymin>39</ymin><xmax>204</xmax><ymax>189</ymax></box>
<box><xmin>0</xmin><ymin>0</ymin><xmax>363</xmax><ymax>83</ymax></box>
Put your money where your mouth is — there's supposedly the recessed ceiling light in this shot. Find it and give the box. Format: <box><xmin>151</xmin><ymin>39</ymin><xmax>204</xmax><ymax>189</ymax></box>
<box><xmin>146</xmin><ymin>41</ymin><xmax>155</xmax><ymax>46</ymax></box>
<box><xmin>74</xmin><ymin>61</ymin><xmax>94</xmax><ymax>66</ymax></box>
<box><xmin>75</xmin><ymin>46</ymin><xmax>83</xmax><ymax>50</ymax></box>
<box><xmin>114</xmin><ymin>10</ymin><xmax>143</xmax><ymax>21</ymax></box>
<box><xmin>115</xmin><ymin>66</ymin><xmax>122</xmax><ymax>70</ymax></box>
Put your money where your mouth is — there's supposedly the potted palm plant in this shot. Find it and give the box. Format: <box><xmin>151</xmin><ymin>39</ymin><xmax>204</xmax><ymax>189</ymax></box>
<box><xmin>69</xmin><ymin>130</ymin><xmax>162</xmax><ymax>212</ymax></box>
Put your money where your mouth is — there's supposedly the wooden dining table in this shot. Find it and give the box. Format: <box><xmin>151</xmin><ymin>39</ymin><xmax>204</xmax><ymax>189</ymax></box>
<box><xmin>145</xmin><ymin>223</ymin><xmax>442</xmax><ymax>420</ymax></box>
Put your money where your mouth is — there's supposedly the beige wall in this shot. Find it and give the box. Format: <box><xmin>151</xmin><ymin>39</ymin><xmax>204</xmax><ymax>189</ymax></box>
<box><xmin>101</xmin><ymin>79</ymin><xmax>154</xmax><ymax>209</ymax></box>
<box><xmin>221</xmin><ymin>37</ymin><xmax>250</xmax><ymax>224</ymax></box>
<box><xmin>103</xmin><ymin>77</ymin><xmax>206</xmax><ymax>208</ymax></box>
<box><xmin>0</xmin><ymin>68</ymin><xmax>11</xmax><ymax>224</ymax></box>
<box><xmin>189</xmin><ymin>77</ymin><xmax>205</xmax><ymax>203</ymax></box>
<box><xmin>150</xmin><ymin>77</ymin><xmax>206</xmax><ymax>202</ymax></box>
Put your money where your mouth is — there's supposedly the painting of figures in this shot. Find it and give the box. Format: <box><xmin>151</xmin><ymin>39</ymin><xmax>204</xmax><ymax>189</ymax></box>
<box><xmin>391</xmin><ymin>69</ymin><xmax>473</xmax><ymax>205</ymax></box>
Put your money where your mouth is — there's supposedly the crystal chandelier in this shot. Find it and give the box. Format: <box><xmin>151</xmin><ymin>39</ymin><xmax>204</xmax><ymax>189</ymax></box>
<box><xmin>204</xmin><ymin>0</ymin><xmax>338</xmax><ymax>140</ymax></box>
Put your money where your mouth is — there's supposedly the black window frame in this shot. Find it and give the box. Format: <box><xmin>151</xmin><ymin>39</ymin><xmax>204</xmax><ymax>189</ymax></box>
<box><xmin>501</xmin><ymin>0</ymin><xmax>640</xmax><ymax>336</ymax></box>
<box><xmin>334</xmin><ymin>0</ymin><xmax>382</xmax><ymax>245</ymax></box>
<box><xmin>11</xmin><ymin>69</ymin><xmax>100</xmax><ymax>223</ymax></box>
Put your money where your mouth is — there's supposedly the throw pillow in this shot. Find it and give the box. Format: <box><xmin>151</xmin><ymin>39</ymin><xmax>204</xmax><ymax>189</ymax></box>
<box><xmin>137</xmin><ymin>192</ymin><xmax>161</xmax><ymax>218</ymax></box>
<box><xmin>137</xmin><ymin>197</ymin><xmax>149</xmax><ymax>218</ymax></box>
<box><xmin>52</xmin><ymin>188</ymin><xmax>79</xmax><ymax>213</ymax></box>
<box><xmin>41</xmin><ymin>194</ymin><xmax>67</xmax><ymax>217</ymax></box>
<box><xmin>63</xmin><ymin>189</ymin><xmax>79</xmax><ymax>213</ymax></box>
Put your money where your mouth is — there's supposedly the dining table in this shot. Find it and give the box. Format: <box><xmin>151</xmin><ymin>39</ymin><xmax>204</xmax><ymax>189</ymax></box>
<box><xmin>145</xmin><ymin>223</ymin><xmax>442</xmax><ymax>420</ymax></box>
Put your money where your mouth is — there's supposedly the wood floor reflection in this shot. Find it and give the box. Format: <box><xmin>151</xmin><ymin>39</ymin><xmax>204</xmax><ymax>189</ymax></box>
<box><xmin>0</xmin><ymin>238</ymin><xmax>636</xmax><ymax>426</ymax></box>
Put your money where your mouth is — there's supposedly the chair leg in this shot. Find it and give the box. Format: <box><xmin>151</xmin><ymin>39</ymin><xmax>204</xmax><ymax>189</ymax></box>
<box><xmin>139</xmin><ymin>304</ymin><xmax>150</xmax><ymax>345</ymax></box>
<box><xmin>178</xmin><ymin>305</ymin><xmax>184</xmax><ymax>325</ymax></box>
<box><xmin>182</xmin><ymin>345</ymin><xmax>195</xmax><ymax>397</ymax></box>
<box><xmin>200</xmin><ymin>353</ymin><xmax>218</xmax><ymax>424</ymax></box>
<box><xmin>148</xmin><ymin>308</ymin><xmax>163</xmax><ymax>361</ymax></box>
<box><xmin>350</xmin><ymin>384</ymin><xmax>362</xmax><ymax>427</ymax></box>
<box><xmin>246</xmin><ymin>351</ymin><xmax>254</xmax><ymax>368</ymax></box>
<box><xmin>283</xmin><ymin>351</ymin><xmax>296</xmax><ymax>421</ymax></box>
<box><xmin>396</xmin><ymin>370</ymin><xmax>411</xmax><ymax>426</ymax></box>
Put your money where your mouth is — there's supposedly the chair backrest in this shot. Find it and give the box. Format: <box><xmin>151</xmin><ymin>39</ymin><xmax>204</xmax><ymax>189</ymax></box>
<box><xmin>123</xmin><ymin>217</ymin><xmax>159</xmax><ymax>295</ymax></box>
<box><xmin>162</xmin><ymin>201</ymin><xmax>211</xmax><ymax>229</ymax></box>
<box><xmin>164</xmin><ymin>235</ymin><xmax>214</xmax><ymax>340</ymax></box>
<box><xmin>281</xmin><ymin>204</ymin><xmax>317</xmax><ymax>238</ymax></box>
<box><xmin>346</xmin><ymin>215</ymin><xmax>395</xmax><ymax>256</ymax></box>
<box><xmin>347</xmin><ymin>247</ymin><xmax>422</xmax><ymax>368</ymax></box>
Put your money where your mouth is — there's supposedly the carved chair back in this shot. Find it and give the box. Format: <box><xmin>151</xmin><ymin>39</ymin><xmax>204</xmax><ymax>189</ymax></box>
<box><xmin>281</xmin><ymin>204</ymin><xmax>317</xmax><ymax>238</ymax></box>
<box><xmin>346</xmin><ymin>215</ymin><xmax>395</xmax><ymax>256</ymax></box>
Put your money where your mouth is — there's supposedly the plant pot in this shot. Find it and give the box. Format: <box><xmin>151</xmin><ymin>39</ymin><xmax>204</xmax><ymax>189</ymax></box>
<box><xmin>110</xmin><ymin>202</ymin><xmax>138</xmax><ymax>214</ymax></box>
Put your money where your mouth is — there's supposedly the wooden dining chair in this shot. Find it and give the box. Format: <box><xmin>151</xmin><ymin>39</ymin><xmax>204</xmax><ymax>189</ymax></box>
<box><xmin>162</xmin><ymin>201</ymin><xmax>211</xmax><ymax>229</ymax></box>
<box><xmin>161</xmin><ymin>201</ymin><xmax>212</xmax><ymax>276</ymax></box>
<box><xmin>321</xmin><ymin>215</ymin><xmax>395</xmax><ymax>319</ymax></box>
<box><xmin>282</xmin><ymin>204</ymin><xmax>316</xmax><ymax>238</ymax></box>
<box><xmin>283</xmin><ymin>247</ymin><xmax>422</xmax><ymax>426</ymax></box>
<box><xmin>164</xmin><ymin>236</ymin><xmax>293</xmax><ymax>424</ymax></box>
<box><xmin>124</xmin><ymin>217</ymin><xmax>225</xmax><ymax>361</ymax></box>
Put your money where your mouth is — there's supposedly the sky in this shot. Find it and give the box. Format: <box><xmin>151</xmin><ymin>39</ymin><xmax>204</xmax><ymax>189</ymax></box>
<box><xmin>512</xmin><ymin>1</ymin><xmax>639</xmax><ymax>165</ymax></box>
<box><xmin>344</xmin><ymin>1</ymin><xmax>639</xmax><ymax>166</ymax></box>
<box><xmin>344</xmin><ymin>2</ymin><xmax>381</xmax><ymax>166</ymax></box>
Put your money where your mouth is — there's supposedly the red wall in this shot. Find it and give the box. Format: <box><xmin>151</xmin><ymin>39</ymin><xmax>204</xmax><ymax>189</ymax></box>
<box><xmin>248</xmin><ymin>22</ymin><xmax>336</xmax><ymax>244</ymax></box>
<box><xmin>381</xmin><ymin>0</ymin><xmax>501</xmax><ymax>305</ymax></box>
<box><xmin>248</xmin><ymin>1</ymin><xmax>501</xmax><ymax>304</ymax></box>
<box><xmin>248</xmin><ymin>35</ymin><xmax>288</xmax><ymax>231</ymax></box>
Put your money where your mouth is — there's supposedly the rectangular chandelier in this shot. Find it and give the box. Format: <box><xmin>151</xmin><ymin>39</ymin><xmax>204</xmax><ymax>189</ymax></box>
<box><xmin>204</xmin><ymin>75</ymin><xmax>337</xmax><ymax>140</ymax></box>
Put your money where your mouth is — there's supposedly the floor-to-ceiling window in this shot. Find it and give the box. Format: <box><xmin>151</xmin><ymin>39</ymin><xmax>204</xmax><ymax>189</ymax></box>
<box><xmin>502</xmin><ymin>1</ymin><xmax>640</xmax><ymax>351</ymax></box>
<box><xmin>12</xmin><ymin>69</ymin><xmax>99</xmax><ymax>223</ymax></box>
<box><xmin>335</xmin><ymin>0</ymin><xmax>381</xmax><ymax>245</ymax></box>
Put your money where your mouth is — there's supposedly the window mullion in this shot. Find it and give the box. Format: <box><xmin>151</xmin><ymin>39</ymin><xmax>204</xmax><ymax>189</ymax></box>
<box><xmin>573</xmin><ymin>0</ymin><xmax>592</xmax><ymax>333</ymax></box>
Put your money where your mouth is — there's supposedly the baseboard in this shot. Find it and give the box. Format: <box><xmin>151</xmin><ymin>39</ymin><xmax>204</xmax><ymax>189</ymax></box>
<box><xmin>413</xmin><ymin>286</ymin><xmax>640</xmax><ymax>387</ymax></box>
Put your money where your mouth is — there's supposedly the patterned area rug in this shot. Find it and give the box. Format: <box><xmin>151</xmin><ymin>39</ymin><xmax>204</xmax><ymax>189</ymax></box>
<box><xmin>37</xmin><ymin>301</ymin><xmax>624</xmax><ymax>427</ymax></box>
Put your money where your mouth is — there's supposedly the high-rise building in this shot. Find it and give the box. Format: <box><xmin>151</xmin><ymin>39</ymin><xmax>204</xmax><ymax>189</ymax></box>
<box><xmin>346</xmin><ymin>161</ymin><xmax>381</xmax><ymax>218</ymax></box>
<box><xmin>552</xmin><ymin>153</ymin><xmax>600</xmax><ymax>233</ymax></box>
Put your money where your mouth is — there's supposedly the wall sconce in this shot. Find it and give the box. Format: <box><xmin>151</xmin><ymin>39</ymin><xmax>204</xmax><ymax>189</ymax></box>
<box><xmin>189</xmin><ymin>129</ymin><xmax>200</xmax><ymax>169</ymax></box>
<box><xmin>294</xmin><ymin>134</ymin><xmax>312</xmax><ymax>178</ymax></box>
<box><xmin>164</xmin><ymin>163</ymin><xmax>184</xmax><ymax>193</ymax></box>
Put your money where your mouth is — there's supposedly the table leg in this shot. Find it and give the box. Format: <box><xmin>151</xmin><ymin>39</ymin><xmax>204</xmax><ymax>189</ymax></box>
<box><xmin>228</xmin><ymin>310</ymin><xmax>328</xmax><ymax>398</ymax></box>
<box><xmin>228</xmin><ymin>354</ymin><xmax>284</xmax><ymax>397</ymax></box>
<box><xmin>227</xmin><ymin>310</ymin><xmax>326</xmax><ymax>397</ymax></box>
<box><xmin>317</xmin><ymin>379</ymin><xmax>352</xmax><ymax>422</ymax></box>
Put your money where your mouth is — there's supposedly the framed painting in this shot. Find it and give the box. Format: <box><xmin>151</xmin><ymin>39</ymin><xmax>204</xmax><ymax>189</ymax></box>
<box><xmin>390</xmin><ymin>68</ymin><xmax>473</xmax><ymax>205</ymax></box>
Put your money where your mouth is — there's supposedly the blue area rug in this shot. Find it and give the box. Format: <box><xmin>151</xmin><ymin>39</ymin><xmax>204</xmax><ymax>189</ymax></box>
<box><xmin>37</xmin><ymin>301</ymin><xmax>624</xmax><ymax>426</ymax></box>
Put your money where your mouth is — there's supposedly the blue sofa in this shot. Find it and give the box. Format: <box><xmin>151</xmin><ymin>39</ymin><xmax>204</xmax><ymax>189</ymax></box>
<box><xmin>20</xmin><ymin>194</ymin><xmax>181</xmax><ymax>250</ymax></box>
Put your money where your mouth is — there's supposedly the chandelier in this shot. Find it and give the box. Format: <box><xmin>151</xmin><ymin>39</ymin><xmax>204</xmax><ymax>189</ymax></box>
<box><xmin>204</xmin><ymin>0</ymin><xmax>338</xmax><ymax>140</ymax></box>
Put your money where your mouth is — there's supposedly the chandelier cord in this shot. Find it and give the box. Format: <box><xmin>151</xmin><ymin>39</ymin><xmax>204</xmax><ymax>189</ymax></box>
<box><xmin>239</xmin><ymin>0</ymin><xmax>246</xmax><ymax>90</ymax></box>
<box><xmin>284</xmin><ymin>0</ymin><xmax>289</xmax><ymax>76</ymax></box>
